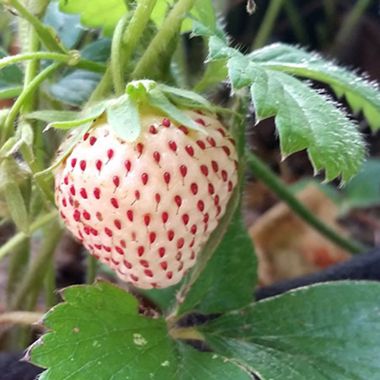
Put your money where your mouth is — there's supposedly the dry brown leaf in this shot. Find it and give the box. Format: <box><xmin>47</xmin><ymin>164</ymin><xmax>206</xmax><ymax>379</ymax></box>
<box><xmin>249</xmin><ymin>185</ymin><xmax>350</xmax><ymax>286</ymax></box>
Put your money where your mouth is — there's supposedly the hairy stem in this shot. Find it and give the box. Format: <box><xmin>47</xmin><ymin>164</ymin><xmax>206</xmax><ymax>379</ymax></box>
<box><xmin>0</xmin><ymin>210</ymin><xmax>57</xmax><ymax>261</ymax></box>
<box><xmin>6</xmin><ymin>239</ymin><xmax>29</xmax><ymax>307</ymax></box>
<box><xmin>2</xmin><ymin>0</ymin><xmax>65</xmax><ymax>52</ymax></box>
<box><xmin>10</xmin><ymin>221</ymin><xmax>62</xmax><ymax>310</ymax></box>
<box><xmin>86</xmin><ymin>255</ymin><xmax>98</xmax><ymax>284</ymax></box>
<box><xmin>246</xmin><ymin>151</ymin><xmax>365</xmax><ymax>254</ymax></box>
<box><xmin>123</xmin><ymin>0</ymin><xmax>158</xmax><ymax>73</ymax></box>
<box><xmin>252</xmin><ymin>0</ymin><xmax>285</xmax><ymax>50</ymax></box>
<box><xmin>88</xmin><ymin>67</ymin><xmax>112</xmax><ymax>104</ymax></box>
<box><xmin>20</xmin><ymin>143</ymin><xmax>55</xmax><ymax>204</ymax></box>
<box><xmin>22</xmin><ymin>29</ymin><xmax>40</xmax><ymax>113</ymax></box>
<box><xmin>111</xmin><ymin>14</ymin><xmax>131</xmax><ymax>95</ymax></box>
<box><xmin>0</xmin><ymin>51</ymin><xmax>105</xmax><ymax>72</ymax></box>
<box><xmin>44</xmin><ymin>260</ymin><xmax>57</xmax><ymax>309</ymax></box>
<box><xmin>3</xmin><ymin>62</ymin><xmax>62</xmax><ymax>142</ymax></box>
<box><xmin>132</xmin><ymin>0</ymin><xmax>196</xmax><ymax>79</ymax></box>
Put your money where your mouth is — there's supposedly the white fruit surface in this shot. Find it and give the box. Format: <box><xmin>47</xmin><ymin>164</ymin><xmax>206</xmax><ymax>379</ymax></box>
<box><xmin>55</xmin><ymin>111</ymin><xmax>238</xmax><ymax>289</ymax></box>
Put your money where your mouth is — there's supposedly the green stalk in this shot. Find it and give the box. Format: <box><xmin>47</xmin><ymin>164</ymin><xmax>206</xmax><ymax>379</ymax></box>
<box><xmin>10</xmin><ymin>221</ymin><xmax>62</xmax><ymax>310</ymax></box>
<box><xmin>283</xmin><ymin>0</ymin><xmax>309</xmax><ymax>45</ymax></box>
<box><xmin>90</xmin><ymin>0</ymin><xmax>159</xmax><ymax>102</ymax></box>
<box><xmin>0</xmin><ymin>87</ymin><xmax>22</xmax><ymax>99</ymax></box>
<box><xmin>21</xmin><ymin>26</ymin><xmax>40</xmax><ymax>114</ymax></box>
<box><xmin>122</xmin><ymin>0</ymin><xmax>158</xmax><ymax>72</ymax></box>
<box><xmin>3</xmin><ymin>62</ymin><xmax>62</xmax><ymax>142</ymax></box>
<box><xmin>331</xmin><ymin>0</ymin><xmax>372</xmax><ymax>55</ymax></box>
<box><xmin>0</xmin><ymin>52</ymin><xmax>106</xmax><ymax>73</ymax></box>
<box><xmin>20</xmin><ymin>143</ymin><xmax>54</xmax><ymax>204</ymax></box>
<box><xmin>132</xmin><ymin>0</ymin><xmax>196</xmax><ymax>79</ymax></box>
<box><xmin>111</xmin><ymin>14</ymin><xmax>131</xmax><ymax>95</ymax></box>
<box><xmin>88</xmin><ymin>67</ymin><xmax>113</xmax><ymax>104</ymax></box>
<box><xmin>2</xmin><ymin>0</ymin><xmax>65</xmax><ymax>52</ymax></box>
<box><xmin>252</xmin><ymin>0</ymin><xmax>285</xmax><ymax>50</ymax></box>
<box><xmin>0</xmin><ymin>210</ymin><xmax>57</xmax><ymax>261</ymax></box>
<box><xmin>246</xmin><ymin>151</ymin><xmax>365</xmax><ymax>254</ymax></box>
<box><xmin>44</xmin><ymin>260</ymin><xmax>57</xmax><ymax>308</ymax></box>
<box><xmin>86</xmin><ymin>255</ymin><xmax>98</xmax><ymax>284</ymax></box>
<box><xmin>6</xmin><ymin>239</ymin><xmax>29</xmax><ymax>306</ymax></box>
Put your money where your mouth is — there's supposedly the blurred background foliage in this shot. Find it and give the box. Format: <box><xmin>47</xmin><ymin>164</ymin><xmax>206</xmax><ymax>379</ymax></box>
<box><xmin>0</xmin><ymin>1</ymin><xmax>380</xmax><ymax>376</ymax></box>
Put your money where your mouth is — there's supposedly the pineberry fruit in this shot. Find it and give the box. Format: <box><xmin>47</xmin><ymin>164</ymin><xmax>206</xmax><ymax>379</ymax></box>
<box><xmin>55</xmin><ymin>110</ymin><xmax>238</xmax><ymax>289</ymax></box>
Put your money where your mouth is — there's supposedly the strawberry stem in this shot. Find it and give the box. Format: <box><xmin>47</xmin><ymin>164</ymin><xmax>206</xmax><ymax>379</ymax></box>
<box><xmin>2</xmin><ymin>62</ymin><xmax>63</xmax><ymax>143</ymax></box>
<box><xmin>10</xmin><ymin>221</ymin><xmax>62</xmax><ymax>311</ymax></box>
<box><xmin>0</xmin><ymin>210</ymin><xmax>58</xmax><ymax>262</ymax></box>
<box><xmin>0</xmin><ymin>52</ymin><xmax>105</xmax><ymax>73</ymax></box>
<box><xmin>111</xmin><ymin>13</ymin><xmax>131</xmax><ymax>95</ymax></box>
<box><xmin>132</xmin><ymin>0</ymin><xmax>197</xmax><ymax>79</ymax></box>
<box><xmin>122</xmin><ymin>0</ymin><xmax>158</xmax><ymax>76</ymax></box>
<box><xmin>246</xmin><ymin>151</ymin><xmax>366</xmax><ymax>254</ymax></box>
<box><xmin>2</xmin><ymin>0</ymin><xmax>66</xmax><ymax>53</ymax></box>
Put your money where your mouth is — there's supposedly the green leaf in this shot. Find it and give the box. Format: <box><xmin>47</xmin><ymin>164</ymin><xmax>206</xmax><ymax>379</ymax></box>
<box><xmin>0</xmin><ymin>137</ymin><xmax>19</xmax><ymax>158</ymax></box>
<box><xmin>43</xmin><ymin>2</ymin><xmax>83</xmax><ymax>49</ymax></box>
<box><xmin>30</xmin><ymin>281</ymin><xmax>250</xmax><ymax>380</ymax></box>
<box><xmin>201</xmin><ymin>282</ymin><xmax>380</xmax><ymax>380</ymax></box>
<box><xmin>0</xmin><ymin>48</ymin><xmax>23</xmax><ymax>94</ymax></box>
<box><xmin>106</xmin><ymin>95</ymin><xmax>141</xmax><ymax>141</ymax></box>
<box><xmin>0</xmin><ymin>159</ymin><xmax>29</xmax><ymax>233</ymax></box>
<box><xmin>151</xmin><ymin>0</ymin><xmax>218</xmax><ymax>36</ymax></box>
<box><xmin>341</xmin><ymin>158</ymin><xmax>380</xmax><ymax>209</ymax></box>
<box><xmin>0</xmin><ymin>86</ymin><xmax>22</xmax><ymax>99</ymax></box>
<box><xmin>49</xmin><ymin>70</ymin><xmax>102</xmax><ymax>106</ymax></box>
<box><xmin>176</xmin><ymin>343</ymin><xmax>252</xmax><ymax>380</ymax></box>
<box><xmin>194</xmin><ymin>60</ymin><xmax>228</xmax><ymax>92</ymax></box>
<box><xmin>26</xmin><ymin>110</ymin><xmax>80</xmax><ymax>123</ymax></box>
<box><xmin>45</xmin><ymin>117</ymin><xmax>95</xmax><ymax>131</ymax></box>
<box><xmin>59</xmin><ymin>0</ymin><xmax>127</xmax><ymax>36</ymax></box>
<box><xmin>81</xmin><ymin>38</ymin><xmax>111</xmax><ymax>62</ymax></box>
<box><xmin>35</xmin><ymin>123</ymin><xmax>93</xmax><ymax>178</ymax></box>
<box><xmin>148</xmin><ymin>89</ymin><xmax>206</xmax><ymax>133</ymax></box>
<box><xmin>227</xmin><ymin>55</ymin><xmax>256</xmax><ymax>90</ymax></box>
<box><xmin>159</xmin><ymin>84</ymin><xmax>211</xmax><ymax>109</ymax></box>
<box><xmin>208</xmin><ymin>36</ymin><xmax>237</xmax><ymax>61</ymax></box>
<box><xmin>246</xmin><ymin>64</ymin><xmax>365</xmax><ymax>182</ymax></box>
<box><xmin>178</xmin><ymin>211</ymin><xmax>257</xmax><ymax>315</ymax></box>
<box><xmin>250</xmin><ymin>43</ymin><xmax>380</xmax><ymax>130</ymax></box>
<box><xmin>19</xmin><ymin>122</ymin><xmax>35</xmax><ymax>160</ymax></box>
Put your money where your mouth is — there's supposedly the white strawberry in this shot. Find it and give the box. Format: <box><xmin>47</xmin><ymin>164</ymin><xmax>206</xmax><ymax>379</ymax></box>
<box><xmin>54</xmin><ymin>85</ymin><xmax>238</xmax><ymax>289</ymax></box>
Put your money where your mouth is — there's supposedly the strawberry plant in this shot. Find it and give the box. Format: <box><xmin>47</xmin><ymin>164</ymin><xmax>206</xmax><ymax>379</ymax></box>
<box><xmin>0</xmin><ymin>0</ymin><xmax>380</xmax><ymax>379</ymax></box>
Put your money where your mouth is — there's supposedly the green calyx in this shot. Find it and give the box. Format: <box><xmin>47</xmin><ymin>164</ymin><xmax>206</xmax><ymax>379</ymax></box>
<box><xmin>28</xmin><ymin>80</ymin><xmax>216</xmax><ymax>141</ymax></box>
<box><xmin>29</xmin><ymin>80</ymin><xmax>217</xmax><ymax>178</ymax></box>
<box><xmin>106</xmin><ymin>80</ymin><xmax>213</xmax><ymax>140</ymax></box>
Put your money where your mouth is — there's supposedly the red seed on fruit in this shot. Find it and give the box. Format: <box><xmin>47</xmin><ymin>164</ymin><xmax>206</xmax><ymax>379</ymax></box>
<box><xmin>185</xmin><ymin>145</ymin><xmax>194</xmax><ymax>157</ymax></box>
<box><xmin>93</xmin><ymin>188</ymin><xmax>101</xmax><ymax>199</ymax></box>
<box><xmin>162</xmin><ymin>118</ymin><xmax>170</xmax><ymax>127</ymax></box>
<box><xmin>191</xmin><ymin>183</ymin><xmax>198</xmax><ymax>195</ymax></box>
<box><xmin>107</xmin><ymin>149</ymin><xmax>114</xmax><ymax>160</ymax></box>
<box><xmin>162</xmin><ymin>212</ymin><xmax>169</xmax><ymax>223</ymax></box>
<box><xmin>110</xmin><ymin>198</ymin><xmax>119</xmax><ymax>208</ymax></box>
